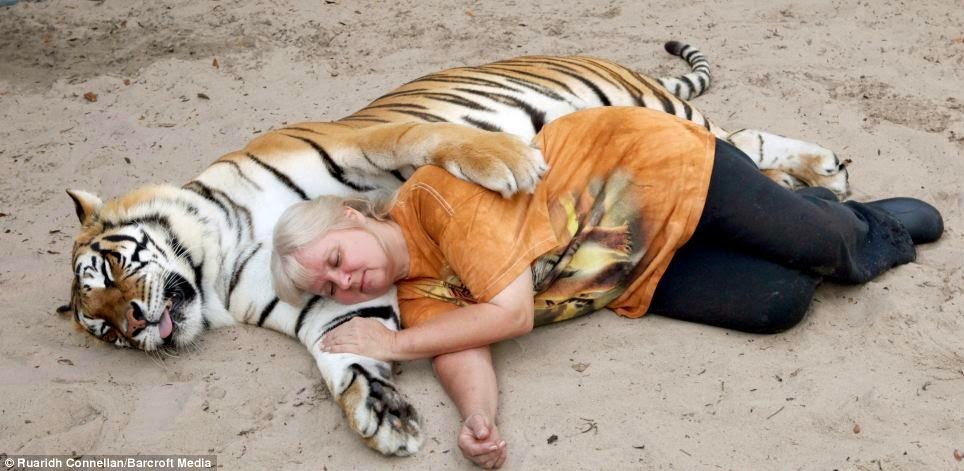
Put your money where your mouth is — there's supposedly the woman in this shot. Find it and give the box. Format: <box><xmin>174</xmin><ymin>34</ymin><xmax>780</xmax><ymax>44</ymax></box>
<box><xmin>271</xmin><ymin>107</ymin><xmax>942</xmax><ymax>468</ymax></box>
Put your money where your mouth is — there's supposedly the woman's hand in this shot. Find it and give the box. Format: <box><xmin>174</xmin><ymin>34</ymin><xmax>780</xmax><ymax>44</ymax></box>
<box><xmin>459</xmin><ymin>414</ymin><xmax>507</xmax><ymax>469</ymax></box>
<box><xmin>320</xmin><ymin>317</ymin><xmax>398</xmax><ymax>361</ymax></box>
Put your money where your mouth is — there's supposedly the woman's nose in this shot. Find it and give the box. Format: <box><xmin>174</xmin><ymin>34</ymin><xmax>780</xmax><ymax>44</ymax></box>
<box><xmin>335</xmin><ymin>271</ymin><xmax>352</xmax><ymax>290</ymax></box>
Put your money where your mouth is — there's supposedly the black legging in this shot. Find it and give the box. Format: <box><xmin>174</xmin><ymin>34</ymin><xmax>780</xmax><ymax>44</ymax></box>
<box><xmin>649</xmin><ymin>139</ymin><xmax>916</xmax><ymax>334</ymax></box>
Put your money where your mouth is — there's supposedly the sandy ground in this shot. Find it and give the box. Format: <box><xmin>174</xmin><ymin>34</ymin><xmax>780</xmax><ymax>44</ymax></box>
<box><xmin>1</xmin><ymin>0</ymin><xmax>962</xmax><ymax>469</ymax></box>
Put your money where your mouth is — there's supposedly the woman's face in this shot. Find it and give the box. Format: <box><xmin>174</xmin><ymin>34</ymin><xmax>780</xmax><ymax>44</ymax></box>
<box><xmin>294</xmin><ymin>227</ymin><xmax>396</xmax><ymax>305</ymax></box>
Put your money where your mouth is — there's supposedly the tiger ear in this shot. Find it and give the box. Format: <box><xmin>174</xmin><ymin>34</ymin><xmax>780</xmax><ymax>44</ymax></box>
<box><xmin>56</xmin><ymin>304</ymin><xmax>74</xmax><ymax>317</ymax></box>
<box><xmin>66</xmin><ymin>189</ymin><xmax>103</xmax><ymax>226</ymax></box>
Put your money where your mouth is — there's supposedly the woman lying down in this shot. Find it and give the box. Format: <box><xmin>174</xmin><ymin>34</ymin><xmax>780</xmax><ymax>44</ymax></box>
<box><xmin>270</xmin><ymin>107</ymin><xmax>943</xmax><ymax>469</ymax></box>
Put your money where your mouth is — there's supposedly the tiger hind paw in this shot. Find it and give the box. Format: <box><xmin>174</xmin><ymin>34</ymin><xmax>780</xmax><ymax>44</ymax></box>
<box><xmin>728</xmin><ymin>129</ymin><xmax>851</xmax><ymax>199</ymax></box>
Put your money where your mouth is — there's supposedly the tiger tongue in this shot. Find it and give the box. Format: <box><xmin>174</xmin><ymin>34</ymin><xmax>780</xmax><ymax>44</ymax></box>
<box><xmin>159</xmin><ymin>308</ymin><xmax>173</xmax><ymax>339</ymax></box>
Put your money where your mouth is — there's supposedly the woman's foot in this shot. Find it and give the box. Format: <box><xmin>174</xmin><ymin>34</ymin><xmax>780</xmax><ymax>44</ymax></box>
<box><xmin>867</xmin><ymin>197</ymin><xmax>944</xmax><ymax>244</ymax></box>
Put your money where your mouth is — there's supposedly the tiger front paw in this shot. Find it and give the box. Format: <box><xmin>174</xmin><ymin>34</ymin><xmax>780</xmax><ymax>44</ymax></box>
<box><xmin>338</xmin><ymin>363</ymin><xmax>422</xmax><ymax>456</ymax></box>
<box><xmin>436</xmin><ymin>132</ymin><xmax>547</xmax><ymax>198</ymax></box>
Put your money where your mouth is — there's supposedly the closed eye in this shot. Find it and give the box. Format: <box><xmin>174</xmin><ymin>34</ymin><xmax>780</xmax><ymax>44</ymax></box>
<box><xmin>327</xmin><ymin>248</ymin><xmax>340</xmax><ymax>297</ymax></box>
<box><xmin>81</xmin><ymin>313</ymin><xmax>117</xmax><ymax>343</ymax></box>
<box><xmin>330</xmin><ymin>247</ymin><xmax>341</xmax><ymax>268</ymax></box>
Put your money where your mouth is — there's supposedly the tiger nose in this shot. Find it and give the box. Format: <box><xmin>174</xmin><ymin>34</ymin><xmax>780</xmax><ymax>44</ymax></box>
<box><xmin>126</xmin><ymin>303</ymin><xmax>147</xmax><ymax>337</ymax></box>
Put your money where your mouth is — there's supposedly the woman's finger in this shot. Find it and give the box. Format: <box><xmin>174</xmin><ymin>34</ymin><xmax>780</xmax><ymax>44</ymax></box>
<box><xmin>483</xmin><ymin>446</ymin><xmax>506</xmax><ymax>469</ymax></box>
<box><xmin>494</xmin><ymin>445</ymin><xmax>507</xmax><ymax>468</ymax></box>
<box><xmin>462</xmin><ymin>439</ymin><xmax>496</xmax><ymax>457</ymax></box>
<box><xmin>472</xmin><ymin>438</ymin><xmax>504</xmax><ymax>458</ymax></box>
<box><xmin>476</xmin><ymin>450</ymin><xmax>499</xmax><ymax>469</ymax></box>
<box><xmin>321</xmin><ymin>338</ymin><xmax>353</xmax><ymax>353</ymax></box>
<box><xmin>459</xmin><ymin>433</ymin><xmax>497</xmax><ymax>457</ymax></box>
<box><xmin>463</xmin><ymin>414</ymin><xmax>490</xmax><ymax>439</ymax></box>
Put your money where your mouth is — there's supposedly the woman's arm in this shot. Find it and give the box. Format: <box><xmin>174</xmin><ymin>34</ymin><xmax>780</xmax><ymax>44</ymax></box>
<box><xmin>320</xmin><ymin>268</ymin><xmax>534</xmax><ymax>362</ymax></box>
<box><xmin>393</xmin><ymin>269</ymin><xmax>534</xmax><ymax>361</ymax></box>
<box><xmin>434</xmin><ymin>346</ymin><xmax>507</xmax><ymax>468</ymax></box>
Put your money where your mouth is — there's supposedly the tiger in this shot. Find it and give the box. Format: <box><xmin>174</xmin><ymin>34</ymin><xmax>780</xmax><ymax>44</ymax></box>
<box><xmin>60</xmin><ymin>41</ymin><xmax>850</xmax><ymax>457</ymax></box>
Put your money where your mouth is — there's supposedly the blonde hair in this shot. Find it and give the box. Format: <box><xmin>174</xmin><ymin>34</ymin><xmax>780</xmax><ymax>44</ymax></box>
<box><xmin>271</xmin><ymin>191</ymin><xmax>396</xmax><ymax>306</ymax></box>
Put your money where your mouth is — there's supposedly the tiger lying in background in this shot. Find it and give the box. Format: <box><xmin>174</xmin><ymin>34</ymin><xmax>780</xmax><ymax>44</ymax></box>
<box><xmin>60</xmin><ymin>41</ymin><xmax>849</xmax><ymax>456</ymax></box>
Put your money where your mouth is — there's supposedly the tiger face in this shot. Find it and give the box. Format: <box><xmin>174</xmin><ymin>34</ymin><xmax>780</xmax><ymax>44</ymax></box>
<box><xmin>65</xmin><ymin>188</ymin><xmax>206</xmax><ymax>351</ymax></box>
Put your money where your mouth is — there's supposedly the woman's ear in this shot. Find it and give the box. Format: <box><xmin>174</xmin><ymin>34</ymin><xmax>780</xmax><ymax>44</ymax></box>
<box><xmin>343</xmin><ymin>205</ymin><xmax>366</xmax><ymax>223</ymax></box>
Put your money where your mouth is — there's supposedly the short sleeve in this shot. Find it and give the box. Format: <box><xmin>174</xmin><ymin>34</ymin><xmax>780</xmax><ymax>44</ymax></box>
<box><xmin>398</xmin><ymin>286</ymin><xmax>461</xmax><ymax>328</ymax></box>
<box><xmin>438</xmin><ymin>189</ymin><xmax>558</xmax><ymax>302</ymax></box>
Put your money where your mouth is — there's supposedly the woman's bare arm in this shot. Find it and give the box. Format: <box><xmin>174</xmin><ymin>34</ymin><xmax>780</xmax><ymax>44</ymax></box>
<box><xmin>434</xmin><ymin>346</ymin><xmax>508</xmax><ymax>468</ymax></box>
<box><xmin>320</xmin><ymin>268</ymin><xmax>534</xmax><ymax>362</ymax></box>
<box><xmin>391</xmin><ymin>269</ymin><xmax>534</xmax><ymax>361</ymax></box>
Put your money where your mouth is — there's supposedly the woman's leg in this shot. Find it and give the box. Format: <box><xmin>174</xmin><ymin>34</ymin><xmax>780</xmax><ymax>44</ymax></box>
<box><xmin>650</xmin><ymin>242</ymin><xmax>820</xmax><ymax>334</ymax></box>
<box><xmin>693</xmin><ymin>139</ymin><xmax>916</xmax><ymax>284</ymax></box>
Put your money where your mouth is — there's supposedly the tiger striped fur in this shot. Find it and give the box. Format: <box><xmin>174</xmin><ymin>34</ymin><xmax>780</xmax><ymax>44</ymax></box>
<box><xmin>62</xmin><ymin>41</ymin><xmax>849</xmax><ymax>456</ymax></box>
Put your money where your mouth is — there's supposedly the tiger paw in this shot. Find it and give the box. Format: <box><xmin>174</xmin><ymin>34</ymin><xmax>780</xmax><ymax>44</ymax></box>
<box><xmin>436</xmin><ymin>132</ymin><xmax>547</xmax><ymax>198</ymax></box>
<box><xmin>781</xmin><ymin>146</ymin><xmax>850</xmax><ymax>199</ymax></box>
<box><xmin>762</xmin><ymin>169</ymin><xmax>804</xmax><ymax>190</ymax></box>
<box><xmin>337</xmin><ymin>363</ymin><xmax>422</xmax><ymax>456</ymax></box>
<box><xmin>728</xmin><ymin>129</ymin><xmax>850</xmax><ymax>199</ymax></box>
<box><xmin>802</xmin><ymin>158</ymin><xmax>849</xmax><ymax>200</ymax></box>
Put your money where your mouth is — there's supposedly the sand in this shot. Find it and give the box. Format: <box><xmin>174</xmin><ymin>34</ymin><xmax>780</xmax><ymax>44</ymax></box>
<box><xmin>1</xmin><ymin>0</ymin><xmax>962</xmax><ymax>469</ymax></box>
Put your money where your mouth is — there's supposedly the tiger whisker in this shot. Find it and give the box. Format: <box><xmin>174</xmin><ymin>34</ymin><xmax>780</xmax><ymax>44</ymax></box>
<box><xmin>143</xmin><ymin>348</ymin><xmax>168</xmax><ymax>370</ymax></box>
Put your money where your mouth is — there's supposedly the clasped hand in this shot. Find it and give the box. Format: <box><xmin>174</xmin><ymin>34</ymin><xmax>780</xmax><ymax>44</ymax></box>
<box><xmin>320</xmin><ymin>317</ymin><xmax>399</xmax><ymax>361</ymax></box>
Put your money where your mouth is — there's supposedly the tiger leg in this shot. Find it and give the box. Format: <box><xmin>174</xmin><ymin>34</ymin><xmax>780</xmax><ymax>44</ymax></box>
<box><xmin>761</xmin><ymin>169</ymin><xmax>805</xmax><ymax>191</ymax></box>
<box><xmin>350</xmin><ymin>122</ymin><xmax>546</xmax><ymax>197</ymax></box>
<box><xmin>726</xmin><ymin>129</ymin><xmax>850</xmax><ymax>198</ymax></box>
<box><xmin>310</xmin><ymin>343</ymin><xmax>422</xmax><ymax>456</ymax></box>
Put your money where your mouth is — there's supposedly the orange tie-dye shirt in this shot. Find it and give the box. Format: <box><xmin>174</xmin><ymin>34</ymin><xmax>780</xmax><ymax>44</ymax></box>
<box><xmin>391</xmin><ymin>107</ymin><xmax>715</xmax><ymax>328</ymax></box>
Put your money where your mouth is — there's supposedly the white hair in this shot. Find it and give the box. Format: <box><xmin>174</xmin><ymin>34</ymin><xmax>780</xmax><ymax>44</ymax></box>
<box><xmin>271</xmin><ymin>191</ymin><xmax>396</xmax><ymax>306</ymax></box>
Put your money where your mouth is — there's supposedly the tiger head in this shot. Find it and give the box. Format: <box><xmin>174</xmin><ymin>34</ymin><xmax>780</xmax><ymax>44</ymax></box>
<box><xmin>62</xmin><ymin>186</ymin><xmax>208</xmax><ymax>351</ymax></box>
